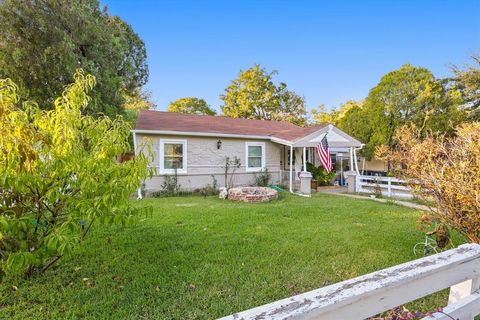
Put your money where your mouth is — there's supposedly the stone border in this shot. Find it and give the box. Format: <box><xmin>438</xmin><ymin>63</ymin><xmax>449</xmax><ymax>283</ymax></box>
<box><xmin>227</xmin><ymin>187</ymin><xmax>278</xmax><ymax>203</ymax></box>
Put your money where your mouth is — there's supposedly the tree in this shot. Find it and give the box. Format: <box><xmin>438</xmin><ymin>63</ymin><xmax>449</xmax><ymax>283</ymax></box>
<box><xmin>122</xmin><ymin>88</ymin><xmax>156</xmax><ymax>131</ymax></box>
<box><xmin>123</xmin><ymin>88</ymin><xmax>155</xmax><ymax>111</ymax></box>
<box><xmin>311</xmin><ymin>100</ymin><xmax>371</xmax><ymax>152</ymax></box>
<box><xmin>450</xmin><ymin>53</ymin><xmax>480</xmax><ymax>121</ymax></box>
<box><xmin>361</xmin><ymin>64</ymin><xmax>464</xmax><ymax>159</ymax></box>
<box><xmin>221</xmin><ymin>64</ymin><xmax>307</xmax><ymax>126</ymax></box>
<box><xmin>0</xmin><ymin>0</ymin><xmax>148</xmax><ymax>117</ymax></box>
<box><xmin>310</xmin><ymin>104</ymin><xmax>338</xmax><ymax>124</ymax></box>
<box><xmin>376</xmin><ymin>123</ymin><xmax>480</xmax><ymax>243</ymax></box>
<box><xmin>311</xmin><ymin>100</ymin><xmax>363</xmax><ymax>126</ymax></box>
<box><xmin>167</xmin><ymin>97</ymin><xmax>216</xmax><ymax>115</ymax></box>
<box><xmin>0</xmin><ymin>70</ymin><xmax>152</xmax><ymax>277</ymax></box>
<box><xmin>335</xmin><ymin>102</ymin><xmax>372</xmax><ymax>148</ymax></box>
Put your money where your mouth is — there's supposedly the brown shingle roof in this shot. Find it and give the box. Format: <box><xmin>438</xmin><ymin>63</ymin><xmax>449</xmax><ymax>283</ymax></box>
<box><xmin>135</xmin><ymin>110</ymin><xmax>325</xmax><ymax>142</ymax></box>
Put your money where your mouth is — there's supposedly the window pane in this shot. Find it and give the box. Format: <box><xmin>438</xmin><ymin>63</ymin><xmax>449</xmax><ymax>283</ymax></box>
<box><xmin>164</xmin><ymin>156</ymin><xmax>183</xmax><ymax>169</ymax></box>
<box><xmin>248</xmin><ymin>146</ymin><xmax>262</xmax><ymax>157</ymax></box>
<box><xmin>164</xmin><ymin>143</ymin><xmax>183</xmax><ymax>157</ymax></box>
<box><xmin>248</xmin><ymin>157</ymin><xmax>262</xmax><ymax>168</ymax></box>
<box><xmin>163</xmin><ymin>143</ymin><xmax>183</xmax><ymax>170</ymax></box>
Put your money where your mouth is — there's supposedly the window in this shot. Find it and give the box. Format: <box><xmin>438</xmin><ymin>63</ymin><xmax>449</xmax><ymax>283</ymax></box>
<box><xmin>159</xmin><ymin>139</ymin><xmax>187</xmax><ymax>174</ymax></box>
<box><xmin>246</xmin><ymin>142</ymin><xmax>265</xmax><ymax>172</ymax></box>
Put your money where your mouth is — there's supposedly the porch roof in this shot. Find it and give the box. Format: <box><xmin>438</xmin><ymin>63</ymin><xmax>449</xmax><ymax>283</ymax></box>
<box><xmin>292</xmin><ymin>124</ymin><xmax>363</xmax><ymax>148</ymax></box>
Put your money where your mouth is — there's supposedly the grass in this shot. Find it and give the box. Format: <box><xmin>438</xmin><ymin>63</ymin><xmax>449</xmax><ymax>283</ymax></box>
<box><xmin>1</xmin><ymin>193</ymin><xmax>456</xmax><ymax>319</ymax></box>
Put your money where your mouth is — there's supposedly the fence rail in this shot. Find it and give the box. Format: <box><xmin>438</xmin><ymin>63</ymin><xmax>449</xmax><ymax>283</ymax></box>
<box><xmin>219</xmin><ymin>244</ymin><xmax>480</xmax><ymax>320</ymax></box>
<box><xmin>355</xmin><ymin>175</ymin><xmax>413</xmax><ymax>199</ymax></box>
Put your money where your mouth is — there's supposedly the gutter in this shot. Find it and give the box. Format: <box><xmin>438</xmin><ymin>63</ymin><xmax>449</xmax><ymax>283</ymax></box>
<box><xmin>131</xmin><ymin>129</ymin><xmax>293</xmax><ymax>145</ymax></box>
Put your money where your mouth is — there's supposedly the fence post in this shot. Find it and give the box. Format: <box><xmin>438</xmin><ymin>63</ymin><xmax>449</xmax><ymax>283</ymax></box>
<box><xmin>387</xmin><ymin>177</ymin><xmax>392</xmax><ymax>197</ymax></box>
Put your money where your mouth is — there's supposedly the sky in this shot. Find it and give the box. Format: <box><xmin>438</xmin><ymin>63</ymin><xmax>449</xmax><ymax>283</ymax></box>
<box><xmin>102</xmin><ymin>0</ymin><xmax>480</xmax><ymax>113</ymax></box>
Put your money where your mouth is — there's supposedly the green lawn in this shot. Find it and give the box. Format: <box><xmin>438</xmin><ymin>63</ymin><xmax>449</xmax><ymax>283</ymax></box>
<box><xmin>1</xmin><ymin>193</ymin><xmax>450</xmax><ymax>319</ymax></box>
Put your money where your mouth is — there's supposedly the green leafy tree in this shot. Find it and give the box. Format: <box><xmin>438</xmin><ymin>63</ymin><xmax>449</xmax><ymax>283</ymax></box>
<box><xmin>311</xmin><ymin>66</ymin><xmax>464</xmax><ymax>159</ymax></box>
<box><xmin>0</xmin><ymin>70</ymin><xmax>152</xmax><ymax>277</ymax></box>
<box><xmin>361</xmin><ymin>64</ymin><xmax>464</xmax><ymax>158</ymax></box>
<box><xmin>451</xmin><ymin>53</ymin><xmax>480</xmax><ymax>121</ymax></box>
<box><xmin>311</xmin><ymin>101</ymin><xmax>371</xmax><ymax>153</ymax></box>
<box><xmin>167</xmin><ymin>97</ymin><xmax>216</xmax><ymax>115</ymax></box>
<box><xmin>335</xmin><ymin>102</ymin><xmax>372</xmax><ymax>148</ymax></box>
<box><xmin>311</xmin><ymin>100</ymin><xmax>363</xmax><ymax>126</ymax></box>
<box><xmin>221</xmin><ymin>64</ymin><xmax>307</xmax><ymax>126</ymax></box>
<box><xmin>310</xmin><ymin>104</ymin><xmax>338</xmax><ymax>124</ymax></box>
<box><xmin>0</xmin><ymin>0</ymin><xmax>148</xmax><ymax>117</ymax></box>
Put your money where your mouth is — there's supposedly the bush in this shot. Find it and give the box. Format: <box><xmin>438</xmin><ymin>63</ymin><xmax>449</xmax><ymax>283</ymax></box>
<box><xmin>306</xmin><ymin>162</ymin><xmax>335</xmax><ymax>186</ymax></box>
<box><xmin>0</xmin><ymin>71</ymin><xmax>152</xmax><ymax>278</ymax></box>
<box><xmin>193</xmin><ymin>176</ymin><xmax>219</xmax><ymax>197</ymax></box>
<box><xmin>224</xmin><ymin>156</ymin><xmax>241</xmax><ymax>188</ymax></box>
<box><xmin>254</xmin><ymin>169</ymin><xmax>271</xmax><ymax>187</ymax></box>
<box><xmin>377</xmin><ymin>123</ymin><xmax>480</xmax><ymax>243</ymax></box>
<box><xmin>159</xmin><ymin>169</ymin><xmax>181</xmax><ymax>196</ymax></box>
<box><xmin>153</xmin><ymin>175</ymin><xmax>218</xmax><ymax>198</ymax></box>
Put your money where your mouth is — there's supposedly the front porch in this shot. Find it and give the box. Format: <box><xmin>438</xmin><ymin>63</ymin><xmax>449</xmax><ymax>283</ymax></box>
<box><xmin>278</xmin><ymin>124</ymin><xmax>363</xmax><ymax>194</ymax></box>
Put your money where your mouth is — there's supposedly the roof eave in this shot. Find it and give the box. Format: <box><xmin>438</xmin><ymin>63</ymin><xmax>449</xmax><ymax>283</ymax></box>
<box><xmin>131</xmin><ymin>129</ymin><xmax>294</xmax><ymax>145</ymax></box>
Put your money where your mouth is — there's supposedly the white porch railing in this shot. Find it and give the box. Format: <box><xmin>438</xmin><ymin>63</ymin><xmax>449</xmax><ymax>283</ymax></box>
<box><xmin>355</xmin><ymin>175</ymin><xmax>413</xmax><ymax>199</ymax></box>
<box><xmin>280</xmin><ymin>169</ymin><xmax>297</xmax><ymax>185</ymax></box>
<box><xmin>219</xmin><ymin>244</ymin><xmax>480</xmax><ymax>320</ymax></box>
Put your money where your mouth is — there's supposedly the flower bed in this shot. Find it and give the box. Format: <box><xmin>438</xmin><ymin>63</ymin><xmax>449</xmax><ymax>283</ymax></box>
<box><xmin>227</xmin><ymin>187</ymin><xmax>278</xmax><ymax>203</ymax></box>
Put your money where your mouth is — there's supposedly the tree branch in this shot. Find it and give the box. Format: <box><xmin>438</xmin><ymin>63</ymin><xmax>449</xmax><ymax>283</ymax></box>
<box><xmin>40</xmin><ymin>255</ymin><xmax>62</xmax><ymax>273</ymax></box>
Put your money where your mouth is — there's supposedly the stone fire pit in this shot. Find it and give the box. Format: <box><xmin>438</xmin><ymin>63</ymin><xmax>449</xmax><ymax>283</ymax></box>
<box><xmin>227</xmin><ymin>187</ymin><xmax>278</xmax><ymax>203</ymax></box>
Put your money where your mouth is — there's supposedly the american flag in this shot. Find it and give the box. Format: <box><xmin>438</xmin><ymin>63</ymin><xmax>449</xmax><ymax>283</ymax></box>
<box><xmin>316</xmin><ymin>135</ymin><xmax>333</xmax><ymax>173</ymax></box>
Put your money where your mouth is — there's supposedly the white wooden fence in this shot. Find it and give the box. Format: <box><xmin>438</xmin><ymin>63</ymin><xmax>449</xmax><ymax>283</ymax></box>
<box><xmin>219</xmin><ymin>244</ymin><xmax>480</xmax><ymax>320</ymax></box>
<box><xmin>355</xmin><ymin>175</ymin><xmax>413</xmax><ymax>199</ymax></box>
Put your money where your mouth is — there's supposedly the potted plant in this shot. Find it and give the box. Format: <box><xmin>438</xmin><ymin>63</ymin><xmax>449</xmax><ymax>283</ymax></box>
<box><xmin>307</xmin><ymin>162</ymin><xmax>335</xmax><ymax>187</ymax></box>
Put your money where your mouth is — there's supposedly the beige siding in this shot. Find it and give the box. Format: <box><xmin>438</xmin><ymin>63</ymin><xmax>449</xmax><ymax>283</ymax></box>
<box><xmin>135</xmin><ymin>134</ymin><xmax>282</xmax><ymax>191</ymax></box>
<box><xmin>358</xmin><ymin>157</ymin><xmax>388</xmax><ymax>173</ymax></box>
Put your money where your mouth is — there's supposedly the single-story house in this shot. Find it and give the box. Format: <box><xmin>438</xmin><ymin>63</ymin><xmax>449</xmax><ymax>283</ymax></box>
<box><xmin>133</xmin><ymin>110</ymin><xmax>364</xmax><ymax>192</ymax></box>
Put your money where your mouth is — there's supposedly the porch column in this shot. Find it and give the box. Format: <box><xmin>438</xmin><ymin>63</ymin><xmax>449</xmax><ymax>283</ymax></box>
<box><xmin>302</xmin><ymin>147</ymin><xmax>307</xmax><ymax>171</ymax></box>
<box><xmin>299</xmin><ymin>146</ymin><xmax>312</xmax><ymax>194</ymax></box>
<box><xmin>349</xmin><ymin>147</ymin><xmax>354</xmax><ymax>171</ymax></box>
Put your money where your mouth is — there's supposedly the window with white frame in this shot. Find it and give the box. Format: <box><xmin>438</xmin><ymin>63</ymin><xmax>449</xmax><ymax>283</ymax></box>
<box><xmin>245</xmin><ymin>142</ymin><xmax>265</xmax><ymax>172</ymax></box>
<box><xmin>159</xmin><ymin>139</ymin><xmax>187</xmax><ymax>174</ymax></box>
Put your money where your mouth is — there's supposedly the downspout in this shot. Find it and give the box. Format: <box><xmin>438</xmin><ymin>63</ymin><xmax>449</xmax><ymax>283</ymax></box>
<box><xmin>353</xmin><ymin>144</ymin><xmax>364</xmax><ymax>175</ymax></box>
<box><xmin>132</xmin><ymin>131</ymin><xmax>143</xmax><ymax>200</ymax></box>
<box><xmin>289</xmin><ymin>144</ymin><xmax>293</xmax><ymax>193</ymax></box>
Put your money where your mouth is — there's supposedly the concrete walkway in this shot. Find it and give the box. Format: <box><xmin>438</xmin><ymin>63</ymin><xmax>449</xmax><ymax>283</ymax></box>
<box><xmin>316</xmin><ymin>187</ymin><xmax>433</xmax><ymax>212</ymax></box>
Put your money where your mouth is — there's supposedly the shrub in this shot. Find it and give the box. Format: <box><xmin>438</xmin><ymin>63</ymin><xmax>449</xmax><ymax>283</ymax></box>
<box><xmin>0</xmin><ymin>71</ymin><xmax>152</xmax><ymax>278</ymax></box>
<box><xmin>373</xmin><ymin>178</ymin><xmax>383</xmax><ymax>198</ymax></box>
<box><xmin>153</xmin><ymin>175</ymin><xmax>218</xmax><ymax>198</ymax></box>
<box><xmin>193</xmin><ymin>176</ymin><xmax>219</xmax><ymax>197</ymax></box>
<box><xmin>377</xmin><ymin>123</ymin><xmax>480</xmax><ymax>243</ymax></box>
<box><xmin>306</xmin><ymin>162</ymin><xmax>335</xmax><ymax>186</ymax></box>
<box><xmin>224</xmin><ymin>156</ymin><xmax>241</xmax><ymax>188</ymax></box>
<box><xmin>254</xmin><ymin>169</ymin><xmax>271</xmax><ymax>187</ymax></box>
<box><xmin>159</xmin><ymin>168</ymin><xmax>181</xmax><ymax>196</ymax></box>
